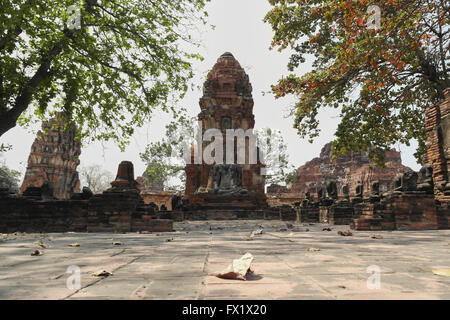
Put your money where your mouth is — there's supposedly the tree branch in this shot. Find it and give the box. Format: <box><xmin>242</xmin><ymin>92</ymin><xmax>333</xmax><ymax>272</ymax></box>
<box><xmin>0</xmin><ymin>32</ymin><xmax>71</xmax><ymax>137</ymax></box>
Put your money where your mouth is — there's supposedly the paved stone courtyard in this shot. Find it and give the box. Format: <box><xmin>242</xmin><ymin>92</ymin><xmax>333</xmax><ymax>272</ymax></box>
<box><xmin>0</xmin><ymin>220</ymin><xmax>449</xmax><ymax>300</ymax></box>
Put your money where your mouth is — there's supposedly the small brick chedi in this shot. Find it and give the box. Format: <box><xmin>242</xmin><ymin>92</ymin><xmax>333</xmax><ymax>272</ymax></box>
<box><xmin>182</xmin><ymin>53</ymin><xmax>267</xmax><ymax>219</ymax></box>
<box><xmin>19</xmin><ymin>114</ymin><xmax>81</xmax><ymax>200</ymax></box>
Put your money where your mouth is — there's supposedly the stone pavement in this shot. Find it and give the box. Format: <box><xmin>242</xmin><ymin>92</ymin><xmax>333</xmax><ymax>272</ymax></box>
<box><xmin>0</xmin><ymin>220</ymin><xmax>449</xmax><ymax>300</ymax></box>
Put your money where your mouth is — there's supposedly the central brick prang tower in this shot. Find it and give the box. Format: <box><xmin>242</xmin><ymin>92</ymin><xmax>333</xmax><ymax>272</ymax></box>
<box><xmin>184</xmin><ymin>52</ymin><xmax>266</xmax><ymax>207</ymax></box>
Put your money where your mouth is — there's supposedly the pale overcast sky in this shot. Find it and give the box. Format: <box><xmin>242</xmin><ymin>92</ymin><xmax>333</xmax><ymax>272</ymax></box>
<box><xmin>0</xmin><ymin>0</ymin><xmax>420</xmax><ymax>182</ymax></box>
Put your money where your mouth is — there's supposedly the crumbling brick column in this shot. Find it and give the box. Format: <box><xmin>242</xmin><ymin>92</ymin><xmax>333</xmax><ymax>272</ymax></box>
<box><xmin>425</xmin><ymin>88</ymin><xmax>450</xmax><ymax>199</ymax></box>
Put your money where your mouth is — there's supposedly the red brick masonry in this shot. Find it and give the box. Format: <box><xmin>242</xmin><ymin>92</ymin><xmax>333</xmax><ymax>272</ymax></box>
<box><xmin>0</xmin><ymin>192</ymin><xmax>173</xmax><ymax>233</ymax></box>
<box><xmin>425</xmin><ymin>88</ymin><xmax>450</xmax><ymax>199</ymax></box>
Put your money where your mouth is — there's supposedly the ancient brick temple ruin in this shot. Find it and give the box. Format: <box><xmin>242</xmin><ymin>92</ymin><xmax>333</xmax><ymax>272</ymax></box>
<box><xmin>181</xmin><ymin>52</ymin><xmax>270</xmax><ymax>220</ymax></box>
<box><xmin>19</xmin><ymin>114</ymin><xmax>81</xmax><ymax>200</ymax></box>
<box><xmin>265</xmin><ymin>108</ymin><xmax>450</xmax><ymax>231</ymax></box>
<box><xmin>289</xmin><ymin>142</ymin><xmax>412</xmax><ymax>198</ymax></box>
<box><xmin>0</xmin><ymin>55</ymin><xmax>448</xmax><ymax>233</ymax></box>
<box><xmin>348</xmin><ymin>89</ymin><xmax>450</xmax><ymax>230</ymax></box>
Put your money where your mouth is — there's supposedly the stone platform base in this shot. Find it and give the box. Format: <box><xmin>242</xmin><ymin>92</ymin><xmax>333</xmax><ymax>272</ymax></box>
<box><xmin>174</xmin><ymin>193</ymin><xmax>297</xmax><ymax>221</ymax></box>
<box><xmin>187</xmin><ymin>193</ymin><xmax>268</xmax><ymax>210</ymax></box>
<box><xmin>171</xmin><ymin>206</ymin><xmax>297</xmax><ymax>222</ymax></box>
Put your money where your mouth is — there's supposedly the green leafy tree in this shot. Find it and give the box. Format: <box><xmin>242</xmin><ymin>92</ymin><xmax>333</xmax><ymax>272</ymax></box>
<box><xmin>140</xmin><ymin>112</ymin><xmax>196</xmax><ymax>191</ymax></box>
<box><xmin>255</xmin><ymin>128</ymin><xmax>296</xmax><ymax>186</ymax></box>
<box><xmin>265</xmin><ymin>0</ymin><xmax>449</xmax><ymax>165</ymax></box>
<box><xmin>285</xmin><ymin>168</ymin><xmax>298</xmax><ymax>185</ymax></box>
<box><xmin>0</xmin><ymin>0</ymin><xmax>209</xmax><ymax>149</ymax></box>
<box><xmin>0</xmin><ymin>151</ymin><xmax>21</xmax><ymax>189</ymax></box>
<box><xmin>0</xmin><ymin>165</ymin><xmax>21</xmax><ymax>186</ymax></box>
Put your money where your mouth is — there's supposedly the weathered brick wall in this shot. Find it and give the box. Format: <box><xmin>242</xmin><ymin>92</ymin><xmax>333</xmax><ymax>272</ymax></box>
<box><xmin>351</xmin><ymin>202</ymin><xmax>388</xmax><ymax>230</ymax></box>
<box><xmin>352</xmin><ymin>193</ymin><xmax>440</xmax><ymax>231</ymax></box>
<box><xmin>385</xmin><ymin>193</ymin><xmax>438</xmax><ymax>230</ymax></box>
<box><xmin>328</xmin><ymin>204</ymin><xmax>354</xmax><ymax>225</ymax></box>
<box><xmin>436</xmin><ymin>199</ymin><xmax>450</xmax><ymax>229</ymax></box>
<box><xmin>87</xmin><ymin>191</ymin><xmax>141</xmax><ymax>232</ymax></box>
<box><xmin>425</xmin><ymin>88</ymin><xmax>450</xmax><ymax>199</ymax></box>
<box><xmin>299</xmin><ymin>207</ymin><xmax>320</xmax><ymax>223</ymax></box>
<box><xmin>0</xmin><ymin>197</ymin><xmax>88</xmax><ymax>233</ymax></box>
<box><xmin>388</xmin><ymin>193</ymin><xmax>438</xmax><ymax>230</ymax></box>
<box><xmin>352</xmin><ymin>215</ymin><xmax>384</xmax><ymax>231</ymax></box>
<box><xmin>0</xmin><ymin>192</ymin><xmax>173</xmax><ymax>233</ymax></box>
<box><xmin>277</xmin><ymin>206</ymin><xmax>297</xmax><ymax>221</ymax></box>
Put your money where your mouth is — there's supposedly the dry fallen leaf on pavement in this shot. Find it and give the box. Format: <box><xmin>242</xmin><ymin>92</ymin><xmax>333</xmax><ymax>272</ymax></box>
<box><xmin>308</xmin><ymin>247</ymin><xmax>321</xmax><ymax>252</ymax></box>
<box><xmin>244</xmin><ymin>233</ymin><xmax>254</xmax><ymax>241</ymax></box>
<box><xmin>34</xmin><ymin>240</ymin><xmax>48</xmax><ymax>248</ymax></box>
<box><xmin>338</xmin><ymin>230</ymin><xmax>353</xmax><ymax>236</ymax></box>
<box><xmin>216</xmin><ymin>253</ymin><xmax>254</xmax><ymax>281</ymax></box>
<box><xmin>92</xmin><ymin>270</ymin><xmax>112</xmax><ymax>277</ymax></box>
<box><xmin>370</xmin><ymin>234</ymin><xmax>383</xmax><ymax>239</ymax></box>
<box><xmin>31</xmin><ymin>250</ymin><xmax>42</xmax><ymax>256</ymax></box>
<box><xmin>432</xmin><ymin>269</ymin><xmax>450</xmax><ymax>277</ymax></box>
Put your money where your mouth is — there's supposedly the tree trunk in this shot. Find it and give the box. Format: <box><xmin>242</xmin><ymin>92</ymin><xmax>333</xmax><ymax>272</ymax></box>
<box><xmin>0</xmin><ymin>37</ymin><xmax>68</xmax><ymax>138</ymax></box>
